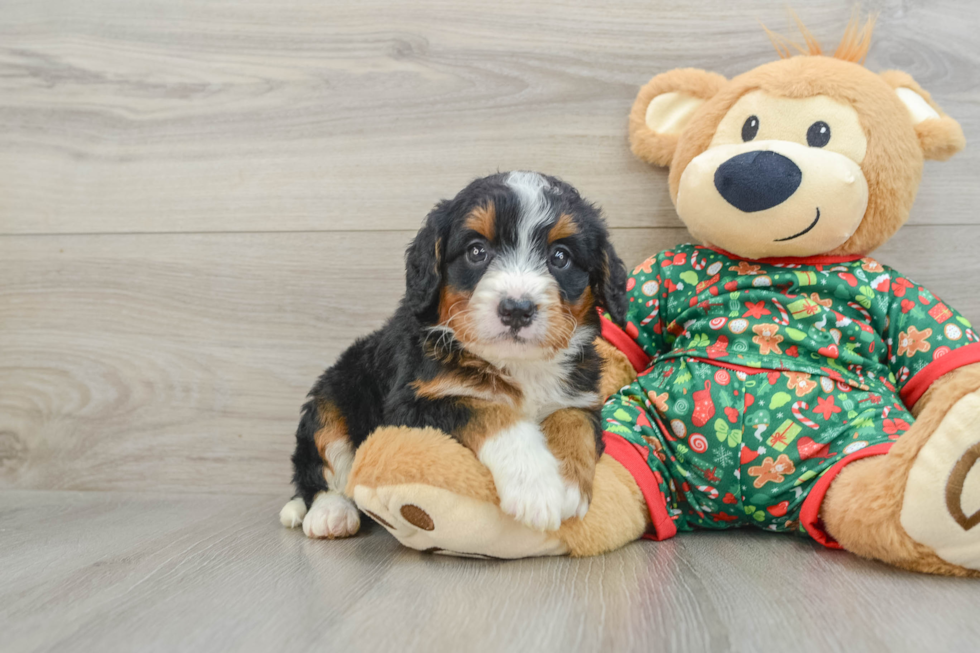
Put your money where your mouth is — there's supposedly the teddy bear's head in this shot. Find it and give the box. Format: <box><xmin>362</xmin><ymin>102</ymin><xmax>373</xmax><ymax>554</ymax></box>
<box><xmin>629</xmin><ymin>17</ymin><xmax>965</xmax><ymax>260</ymax></box>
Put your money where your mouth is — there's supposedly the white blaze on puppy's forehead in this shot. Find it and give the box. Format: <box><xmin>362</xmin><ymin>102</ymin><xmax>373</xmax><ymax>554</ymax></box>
<box><xmin>505</xmin><ymin>171</ymin><xmax>556</xmax><ymax>251</ymax></box>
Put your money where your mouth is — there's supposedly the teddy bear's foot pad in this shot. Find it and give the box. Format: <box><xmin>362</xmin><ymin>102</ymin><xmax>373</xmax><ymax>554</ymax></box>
<box><xmin>902</xmin><ymin>391</ymin><xmax>980</xmax><ymax>571</ymax></box>
<box><xmin>353</xmin><ymin>482</ymin><xmax>569</xmax><ymax>559</ymax></box>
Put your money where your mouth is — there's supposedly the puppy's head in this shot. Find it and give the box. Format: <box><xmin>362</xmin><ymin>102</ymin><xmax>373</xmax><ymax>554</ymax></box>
<box><xmin>405</xmin><ymin>171</ymin><xmax>626</xmax><ymax>362</ymax></box>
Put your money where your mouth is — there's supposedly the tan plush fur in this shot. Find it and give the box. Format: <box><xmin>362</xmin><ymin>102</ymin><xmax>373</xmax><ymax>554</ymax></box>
<box><xmin>878</xmin><ymin>70</ymin><xmax>966</xmax><ymax>161</ymax></box>
<box><xmin>348</xmin><ymin>426</ymin><xmax>498</xmax><ymax>504</ymax></box>
<box><xmin>633</xmin><ymin>25</ymin><xmax>965</xmax><ymax>257</ymax></box>
<box><xmin>822</xmin><ymin>363</ymin><xmax>980</xmax><ymax>577</ymax></box>
<box><xmin>560</xmin><ymin>454</ymin><xmax>651</xmax><ymax>557</ymax></box>
<box><xmin>665</xmin><ymin>56</ymin><xmax>927</xmax><ymax>256</ymax></box>
<box><xmin>628</xmin><ymin>68</ymin><xmax>727</xmax><ymax>167</ymax></box>
<box><xmin>595</xmin><ymin>337</ymin><xmax>638</xmax><ymax>399</ymax></box>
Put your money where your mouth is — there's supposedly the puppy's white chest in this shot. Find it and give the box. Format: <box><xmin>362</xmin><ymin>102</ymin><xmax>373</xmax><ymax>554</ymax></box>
<box><xmin>505</xmin><ymin>361</ymin><xmax>595</xmax><ymax>422</ymax></box>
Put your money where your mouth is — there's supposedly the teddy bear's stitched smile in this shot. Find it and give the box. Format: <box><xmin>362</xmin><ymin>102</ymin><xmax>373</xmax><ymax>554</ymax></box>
<box><xmin>774</xmin><ymin>207</ymin><xmax>821</xmax><ymax>242</ymax></box>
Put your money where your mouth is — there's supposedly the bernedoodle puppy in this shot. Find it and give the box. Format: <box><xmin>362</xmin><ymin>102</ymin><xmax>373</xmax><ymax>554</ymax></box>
<box><xmin>279</xmin><ymin>171</ymin><xmax>627</xmax><ymax>538</ymax></box>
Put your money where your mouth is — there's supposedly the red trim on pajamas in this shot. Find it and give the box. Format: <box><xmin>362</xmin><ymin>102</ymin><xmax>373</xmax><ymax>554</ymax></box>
<box><xmin>899</xmin><ymin>342</ymin><xmax>980</xmax><ymax>409</ymax></box>
<box><xmin>799</xmin><ymin>442</ymin><xmax>894</xmax><ymax>548</ymax></box>
<box><xmin>600</xmin><ymin>317</ymin><xmax>651</xmax><ymax>373</ymax></box>
<box><xmin>602</xmin><ymin>432</ymin><xmax>677</xmax><ymax>541</ymax></box>
<box><xmin>705</xmin><ymin>246</ymin><xmax>863</xmax><ymax>266</ymax></box>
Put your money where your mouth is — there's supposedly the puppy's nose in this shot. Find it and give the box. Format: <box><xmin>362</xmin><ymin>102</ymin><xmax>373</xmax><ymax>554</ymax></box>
<box><xmin>714</xmin><ymin>150</ymin><xmax>802</xmax><ymax>212</ymax></box>
<box><xmin>498</xmin><ymin>297</ymin><xmax>537</xmax><ymax>329</ymax></box>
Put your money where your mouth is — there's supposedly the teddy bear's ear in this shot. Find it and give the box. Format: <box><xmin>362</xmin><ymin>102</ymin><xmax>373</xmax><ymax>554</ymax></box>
<box><xmin>629</xmin><ymin>68</ymin><xmax>727</xmax><ymax>168</ymax></box>
<box><xmin>880</xmin><ymin>70</ymin><xmax>966</xmax><ymax>161</ymax></box>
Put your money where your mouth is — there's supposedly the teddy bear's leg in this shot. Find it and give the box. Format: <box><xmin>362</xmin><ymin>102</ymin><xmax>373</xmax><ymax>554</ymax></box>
<box><xmin>349</xmin><ymin>426</ymin><xmax>568</xmax><ymax>558</ymax></box>
<box><xmin>348</xmin><ymin>425</ymin><xmax>650</xmax><ymax>558</ymax></box>
<box><xmin>557</xmin><ymin>447</ymin><xmax>651</xmax><ymax>557</ymax></box>
<box><xmin>822</xmin><ymin>365</ymin><xmax>980</xmax><ymax>577</ymax></box>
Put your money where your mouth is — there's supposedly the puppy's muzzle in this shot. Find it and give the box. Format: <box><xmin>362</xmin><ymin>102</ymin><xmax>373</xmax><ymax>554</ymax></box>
<box><xmin>497</xmin><ymin>297</ymin><xmax>537</xmax><ymax>330</ymax></box>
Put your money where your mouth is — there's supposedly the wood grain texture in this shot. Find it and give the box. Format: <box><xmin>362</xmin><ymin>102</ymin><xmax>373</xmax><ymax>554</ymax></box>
<box><xmin>2</xmin><ymin>2</ymin><xmax>980</xmax><ymax>646</ymax></box>
<box><xmin>0</xmin><ymin>0</ymin><xmax>977</xmax><ymax>235</ymax></box>
<box><xmin>3</xmin><ymin>226</ymin><xmax>980</xmax><ymax>494</ymax></box>
<box><xmin>1</xmin><ymin>490</ymin><xmax>979</xmax><ymax>653</ymax></box>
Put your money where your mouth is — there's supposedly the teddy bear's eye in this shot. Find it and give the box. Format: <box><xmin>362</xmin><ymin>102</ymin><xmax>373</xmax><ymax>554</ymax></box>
<box><xmin>807</xmin><ymin>121</ymin><xmax>831</xmax><ymax>147</ymax></box>
<box><xmin>741</xmin><ymin>115</ymin><xmax>759</xmax><ymax>142</ymax></box>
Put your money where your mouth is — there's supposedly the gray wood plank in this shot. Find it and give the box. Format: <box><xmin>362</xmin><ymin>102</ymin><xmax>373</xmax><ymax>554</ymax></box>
<box><xmin>0</xmin><ymin>0</ymin><xmax>977</xmax><ymax>235</ymax></box>
<box><xmin>2</xmin><ymin>225</ymin><xmax>980</xmax><ymax>494</ymax></box>
<box><xmin>1</xmin><ymin>490</ymin><xmax>978</xmax><ymax>653</ymax></box>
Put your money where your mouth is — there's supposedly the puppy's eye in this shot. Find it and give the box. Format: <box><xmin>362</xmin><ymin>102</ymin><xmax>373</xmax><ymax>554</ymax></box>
<box><xmin>466</xmin><ymin>242</ymin><xmax>489</xmax><ymax>265</ymax></box>
<box><xmin>549</xmin><ymin>246</ymin><xmax>571</xmax><ymax>270</ymax></box>
<box><xmin>741</xmin><ymin>115</ymin><xmax>759</xmax><ymax>142</ymax></box>
<box><xmin>806</xmin><ymin>121</ymin><xmax>831</xmax><ymax>148</ymax></box>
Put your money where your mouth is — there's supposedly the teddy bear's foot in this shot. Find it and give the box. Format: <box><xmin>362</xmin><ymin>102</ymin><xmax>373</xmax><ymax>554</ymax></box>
<box><xmin>901</xmin><ymin>390</ymin><xmax>980</xmax><ymax>571</ymax></box>
<box><xmin>349</xmin><ymin>426</ymin><xmax>568</xmax><ymax>558</ymax></box>
<box><xmin>823</xmin><ymin>380</ymin><xmax>980</xmax><ymax>577</ymax></box>
<box><xmin>353</xmin><ymin>482</ymin><xmax>568</xmax><ymax>558</ymax></box>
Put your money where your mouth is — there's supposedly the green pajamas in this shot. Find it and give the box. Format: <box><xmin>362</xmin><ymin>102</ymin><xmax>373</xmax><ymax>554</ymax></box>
<box><xmin>603</xmin><ymin>357</ymin><xmax>908</xmax><ymax>536</ymax></box>
<box><xmin>599</xmin><ymin>245</ymin><xmax>980</xmax><ymax>546</ymax></box>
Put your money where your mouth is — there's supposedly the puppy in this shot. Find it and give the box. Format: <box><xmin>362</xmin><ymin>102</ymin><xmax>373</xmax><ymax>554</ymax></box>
<box><xmin>279</xmin><ymin>171</ymin><xmax>627</xmax><ymax>538</ymax></box>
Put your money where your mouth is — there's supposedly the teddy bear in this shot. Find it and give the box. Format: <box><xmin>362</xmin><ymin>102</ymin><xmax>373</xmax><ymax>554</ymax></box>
<box><xmin>347</xmin><ymin>17</ymin><xmax>980</xmax><ymax>576</ymax></box>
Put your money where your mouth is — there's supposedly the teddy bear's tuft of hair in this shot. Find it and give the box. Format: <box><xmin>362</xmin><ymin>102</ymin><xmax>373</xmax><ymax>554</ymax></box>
<box><xmin>762</xmin><ymin>11</ymin><xmax>876</xmax><ymax>64</ymax></box>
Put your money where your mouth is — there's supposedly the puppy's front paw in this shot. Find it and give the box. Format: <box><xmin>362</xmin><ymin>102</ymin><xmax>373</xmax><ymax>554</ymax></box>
<box><xmin>479</xmin><ymin>421</ymin><xmax>567</xmax><ymax>532</ymax></box>
<box><xmin>497</xmin><ymin>472</ymin><xmax>566</xmax><ymax>532</ymax></box>
<box><xmin>302</xmin><ymin>491</ymin><xmax>361</xmax><ymax>539</ymax></box>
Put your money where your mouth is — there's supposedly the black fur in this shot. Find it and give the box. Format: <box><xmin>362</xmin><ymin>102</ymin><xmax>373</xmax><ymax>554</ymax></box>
<box><xmin>290</xmin><ymin>172</ymin><xmax>625</xmax><ymax>508</ymax></box>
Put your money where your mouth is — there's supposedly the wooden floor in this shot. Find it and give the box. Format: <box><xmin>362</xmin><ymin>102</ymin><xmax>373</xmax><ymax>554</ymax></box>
<box><xmin>2</xmin><ymin>1</ymin><xmax>979</xmax><ymax>651</ymax></box>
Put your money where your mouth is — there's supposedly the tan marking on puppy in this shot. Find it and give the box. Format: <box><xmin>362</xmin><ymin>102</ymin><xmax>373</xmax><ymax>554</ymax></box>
<box><xmin>534</xmin><ymin>283</ymin><xmax>577</xmax><ymax>356</ymax></box>
<box><xmin>567</xmin><ymin>286</ymin><xmax>594</xmax><ymax>326</ymax></box>
<box><xmin>437</xmin><ymin>286</ymin><xmax>477</xmax><ymax>343</ymax></box>
<box><xmin>542</xmin><ymin>408</ymin><xmax>600</xmax><ymax>509</ymax></box>
<box><xmin>313</xmin><ymin>402</ymin><xmax>347</xmax><ymax>472</ymax></box>
<box><xmin>594</xmin><ymin>337</ymin><xmax>638</xmax><ymax>399</ymax></box>
<box><xmin>464</xmin><ymin>202</ymin><xmax>496</xmax><ymax>241</ymax></box>
<box><xmin>455</xmin><ymin>400</ymin><xmax>522</xmax><ymax>454</ymax></box>
<box><xmin>547</xmin><ymin>213</ymin><xmax>579</xmax><ymax>243</ymax></box>
<box><xmin>412</xmin><ymin>369</ymin><xmax>521</xmax><ymax>404</ymax></box>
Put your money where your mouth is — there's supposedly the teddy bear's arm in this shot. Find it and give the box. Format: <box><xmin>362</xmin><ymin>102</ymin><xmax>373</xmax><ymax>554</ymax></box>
<box><xmin>878</xmin><ymin>271</ymin><xmax>980</xmax><ymax>408</ymax></box>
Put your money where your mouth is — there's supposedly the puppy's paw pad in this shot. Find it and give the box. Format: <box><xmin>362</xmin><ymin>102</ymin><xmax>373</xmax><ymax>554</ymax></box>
<box><xmin>279</xmin><ymin>497</ymin><xmax>308</xmax><ymax>528</ymax></box>
<box><xmin>302</xmin><ymin>493</ymin><xmax>361</xmax><ymax>539</ymax></box>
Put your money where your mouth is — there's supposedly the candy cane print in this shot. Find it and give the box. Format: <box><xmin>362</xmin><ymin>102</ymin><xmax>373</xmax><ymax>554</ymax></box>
<box><xmin>697</xmin><ymin>485</ymin><xmax>719</xmax><ymax>499</ymax></box>
<box><xmin>792</xmin><ymin>401</ymin><xmax>819</xmax><ymax>429</ymax></box>
<box><xmin>640</xmin><ymin>301</ymin><xmax>659</xmax><ymax>326</ymax></box>
<box><xmin>771</xmin><ymin>298</ymin><xmax>790</xmax><ymax>325</ymax></box>
<box><xmin>847</xmin><ymin>301</ymin><xmax>872</xmax><ymax>323</ymax></box>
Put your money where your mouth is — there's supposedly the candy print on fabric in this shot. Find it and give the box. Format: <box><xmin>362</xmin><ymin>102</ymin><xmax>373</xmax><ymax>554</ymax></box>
<box><xmin>897</xmin><ymin>326</ymin><xmax>932</xmax><ymax>357</ymax></box>
<box><xmin>617</xmin><ymin>244</ymin><xmax>980</xmax><ymax>407</ymax></box>
<box><xmin>752</xmin><ymin>324</ymin><xmax>783</xmax><ymax>355</ymax></box>
<box><xmin>600</xmin><ymin>243</ymin><xmax>980</xmax><ymax>541</ymax></box>
<box><xmin>784</xmin><ymin>372</ymin><xmax>817</xmax><ymax>397</ymax></box>
<box><xmin>601</xmin><ymin>354</ymin><xmax>917</xmax><ymax>537</ymax></box>
<box><xmin>749</xmin><ymin>454</ymin><xmax>797</xmax><ymax>488</ymax></box>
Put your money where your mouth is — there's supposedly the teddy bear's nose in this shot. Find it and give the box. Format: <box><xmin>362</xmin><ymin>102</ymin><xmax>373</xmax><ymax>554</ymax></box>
<box><xmin>714</xmin><ymin>150</ymin><xmax>802</xmax><ymax>213</ymax></box>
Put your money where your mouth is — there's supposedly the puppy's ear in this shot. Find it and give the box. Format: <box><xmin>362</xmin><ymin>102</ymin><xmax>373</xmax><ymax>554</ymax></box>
<box><xmin>404</xmin><ymin>201</ymin><xmax>450</xmax><ymax>322</ymax></box>
<box><xmin>880</xmin><ymin>70</ymin><xmax>965</xmax><ymax>161</ymax></box>
<box><xmin>629</xmin><ymin>68</ymin><xmax>727</xmax><ymax>167</ymax></box>
<box><xmin>592</xmin><ymin>231</ymin><xmax>628</xmax><ymax>327</ymax></box>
